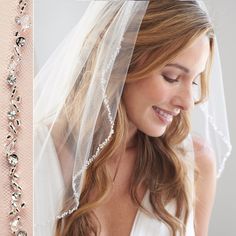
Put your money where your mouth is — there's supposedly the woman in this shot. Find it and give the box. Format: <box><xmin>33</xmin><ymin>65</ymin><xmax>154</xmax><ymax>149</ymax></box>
<box><xmin>34</xmin><ymin>1</ymin><xmax>231</xmax><ymax>236</ymax></box>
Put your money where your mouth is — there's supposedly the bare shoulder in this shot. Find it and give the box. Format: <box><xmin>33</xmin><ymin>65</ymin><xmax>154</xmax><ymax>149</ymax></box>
<box><xmin>192</xmin><ymin>135</ymin><xmax>217</xmax><ymax>174</ymax></box>
<box><xmin>192</xmin><ymin>135</ymin><xmax>217</xmax><ymax>235</ymax></box>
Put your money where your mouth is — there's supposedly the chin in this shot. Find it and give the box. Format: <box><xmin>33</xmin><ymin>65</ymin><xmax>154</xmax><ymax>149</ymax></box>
<box><xmin>139</xmin><ymin>125</ymin><xmax>167</xmax><ymax>138</ymax></box>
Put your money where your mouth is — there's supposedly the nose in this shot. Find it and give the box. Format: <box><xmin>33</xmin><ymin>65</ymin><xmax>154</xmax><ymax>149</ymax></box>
<box><xmin>172</xmin><ymin>86</ymin><xmax>194</xmax><ymax>111</ymax></box>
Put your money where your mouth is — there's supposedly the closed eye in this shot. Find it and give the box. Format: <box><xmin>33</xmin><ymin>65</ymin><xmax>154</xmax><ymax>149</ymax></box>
<box><xmin>163</xmin><ymin>75</ymin><xmax>199</xmax><ymax>86</ymax></box>
<box><xmin>162</xmin><ymin>75</ymin><xmax>178</xmax><ymax>83</ymax></box>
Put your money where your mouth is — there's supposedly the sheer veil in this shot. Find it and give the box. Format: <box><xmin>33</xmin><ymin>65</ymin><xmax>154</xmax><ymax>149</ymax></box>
<box><xmin>34</xmin><ymin>0</ymin><xmax>231</xmax><ymax>234</ymax></box>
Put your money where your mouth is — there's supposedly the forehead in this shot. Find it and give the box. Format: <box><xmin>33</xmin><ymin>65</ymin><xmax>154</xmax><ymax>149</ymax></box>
<box><xmin>168</xmin><ymin>35</ymin><xmax>210</xmax><ymax>75</ymax></box>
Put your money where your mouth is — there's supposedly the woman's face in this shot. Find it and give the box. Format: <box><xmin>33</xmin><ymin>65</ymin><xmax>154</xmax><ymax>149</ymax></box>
<box><xmin>123</xmin><ymin>35</ymin><xmax>210</xmax><ymax>137</ymax></box>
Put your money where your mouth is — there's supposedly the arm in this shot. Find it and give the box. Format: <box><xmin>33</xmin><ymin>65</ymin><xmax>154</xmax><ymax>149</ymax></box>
<box><xmin>193</xmin><ymin>136</ymin><xmax>217</xmax><ymax>236</ymax></box>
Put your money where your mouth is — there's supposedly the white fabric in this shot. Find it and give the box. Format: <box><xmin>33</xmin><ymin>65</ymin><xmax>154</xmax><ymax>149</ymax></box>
<box><xmin>34</xmin><ymin>124</ymin><xmax>65</xmax><ymax>235</ymax></box>
<box><xmin>34</xmin><ymin>0</ymin><xmax>149</xmax><ymax>218</ymax></box>
<box><xmin>130</xmin><ymin>193</ymin><xmax>195</xmax><ymax>236</ymax></box>
<box><xmin>34</xmin><ymin>124</ymin><xmax>195</xmax><ymax>236</ymax></box>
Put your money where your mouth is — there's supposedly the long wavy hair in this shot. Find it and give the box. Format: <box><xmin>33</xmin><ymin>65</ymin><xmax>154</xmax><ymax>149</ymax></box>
<box><xmin>55</xmin><ymin>1</ymin><xmax>215</xmax><ymax>235</ymax></box>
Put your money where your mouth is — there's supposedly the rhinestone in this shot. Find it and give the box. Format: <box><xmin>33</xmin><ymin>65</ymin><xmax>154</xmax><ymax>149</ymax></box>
<box><xmin>8</xmin><ymin>154</ymin><xmax>18</xmax><ymax>166</ymax></box>
<box><xmin>15</xmin><ymin>15</ymin><xmax>31</xmax><ymax>31</ymax></box>
<box><xmin>16</xmin><ymin>37</ymin><xmax>26</xmax><ymax>47</ymax></box>
<box><xmin>12</xmin><ymin>201</ymin><xmax>18</xmax><ymax>208</ymax></box>
<box><xmin>5</xmin><ymin>141</ymin><xmax>15</xmax><ymax>155</ymax></box>
<box><xmin>15</xmin><ymin>16</ymin><xmax>21</xmax><ymax>25</ymax></box>
<box><xmin>9</xmin><ymin>208</ymin><xmax>18</xmax><ymax>216</ymax></box>
<box><xmin>10</xmin><ymin>217</ymin><xmax>20</xmax><ymax>233</ymax></box>
<box><xmin>11</xmin><ymin>54</ymin><xmax>21</xmax><ymax>63</ymax></box>
<box><xmin>12</xmin><ymin>192</ymin><xmax>21</xmax><ymax>201</ymax></box>
<box><xmin>7</xmin><ymin>74</ymin><xmax>17</xmax><ymax>86</ymax></box>
<box><xmin>8</xmin><ymin>110</ymin><xmax>17</xmax><ymax>120</ymax></box>
<box><xmin>17</xmin><ymin>230</ymin><xmax>27</xmax><ymax>236</ymax></box>
<box><xmin>8</xmin><ymin>60</ymin><xmax>19</xmax><ymax>72</ymax></box>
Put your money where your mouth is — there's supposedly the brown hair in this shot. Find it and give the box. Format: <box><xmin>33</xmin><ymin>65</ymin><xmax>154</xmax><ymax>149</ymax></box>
<box><xmin>55</xmin><ymin>0</ymin><xmax>214</xmax><ymax>235</ymax></box>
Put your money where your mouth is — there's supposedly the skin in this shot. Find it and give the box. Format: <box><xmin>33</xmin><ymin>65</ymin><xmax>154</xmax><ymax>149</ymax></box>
<box><xmin>123</xmin><ymin>35</ymin><xmax>210</xmax><ymax>140</ymax></box>
<box><xmin>194</xmin><ymin>136</ymin><xmax>216</xmax><ymax>236</ymax></box>
<box><xmin>124</xmin><ymin>35</ymin><xmax>216</xmax><ymax>236</ymax></box>
<box><xmin>94</xmin><ymin>35</ymin><xmax>216</xmax><ymax>236</ymax></box>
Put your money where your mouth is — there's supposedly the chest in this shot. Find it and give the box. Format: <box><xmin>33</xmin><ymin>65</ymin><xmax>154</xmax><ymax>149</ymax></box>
<box><xmin>89</xmin><ymin>148</ymin><xmax>147</xmax><ymax>236</ymax></box>
<box><xmin>93</xmin><ymin>190</ymin><xmax>141</xmax><ymax>236</ymax></box>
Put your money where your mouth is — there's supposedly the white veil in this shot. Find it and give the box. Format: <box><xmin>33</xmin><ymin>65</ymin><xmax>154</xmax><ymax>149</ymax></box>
<box><xmin>34</xmin><ymin>1</ymin><xmax>149</xmax><ymax>233</ymax></box>
<box><xmin>190</xmin><ymin>0</ymin><xmax>231</xmax><ymax>178</ymax></box>
<box><xmin>34</xmin><ymin>0</ymin><xmax>231</xmax><ymax>234</ymax></box>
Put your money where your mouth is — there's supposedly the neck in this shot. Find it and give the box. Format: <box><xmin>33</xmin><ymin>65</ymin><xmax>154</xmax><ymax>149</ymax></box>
<box><xmin>125</xmin><ymin>121</ymin><xmax>138</xmax><ymax>150</ymax></box>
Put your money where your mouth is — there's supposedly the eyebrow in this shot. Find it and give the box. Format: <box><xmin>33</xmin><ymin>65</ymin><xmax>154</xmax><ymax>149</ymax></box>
<box><xmin>165</xmin><ymin>63</ymin><xmax>190</xmax><ymax>74</ymax></box>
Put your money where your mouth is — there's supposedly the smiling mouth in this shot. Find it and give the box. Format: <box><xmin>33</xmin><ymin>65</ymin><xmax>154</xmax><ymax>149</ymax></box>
<box><xmin>152</xmin><ymin>106</ymin><xmax>173</xmax><ymax>124</ymax></box>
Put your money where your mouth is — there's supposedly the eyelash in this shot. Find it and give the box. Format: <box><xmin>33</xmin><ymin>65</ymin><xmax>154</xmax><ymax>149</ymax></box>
<box><xmin>163</xmin><ymin>75</ymin><xmax>198</xmax><ymax>86</ymax></box>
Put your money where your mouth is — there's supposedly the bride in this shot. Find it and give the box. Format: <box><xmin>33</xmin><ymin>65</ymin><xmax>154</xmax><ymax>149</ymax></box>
<box><xmin>34</xmin><ymin>1</ymin><xmax>231</xmax><ymax>236</ymax></box>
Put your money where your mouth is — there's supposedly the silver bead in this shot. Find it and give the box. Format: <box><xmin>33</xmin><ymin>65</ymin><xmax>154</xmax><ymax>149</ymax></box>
<box><xmin>16</xmin><ymin>37</ymin><xmax>26</xmax><ymax>47</ymax></box>
<box><xmin>7</xmin><ymin>74</ymin><xmax>17</xmax><ymax>86</ymax></box>
<box><xmin>10</xmin><ymin>217</ymin><xmax>21</xmax><ymax>233</ymax></box>
<box><xmin>8</xmin><ymin>154</ymin><xmax>19</xmax><ymax>166</ymax></box>
<box><xmin>17</xmin><ymin>230</ymin><xmax>27</xmax><ymax>236</ymax></box>
<box><xmin>8</xmin><ymin>110</ymin><xmax>17</xmax><ymax>120</ymax></box>
<box><xmin>12</xmin><ymin>191</ymin><xmax>22</xmax><ymax>201</ymax></box>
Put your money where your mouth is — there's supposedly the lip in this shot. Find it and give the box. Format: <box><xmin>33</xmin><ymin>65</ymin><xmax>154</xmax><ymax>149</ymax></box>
<box><xmin>152</xmin><ymin>106</ymin><xmax>180</xmax><ymax>116</ymax></box>
<box><xmin>152</xmin><ymin>106</ymin><xmax>178</xmax><ymax>125</ymax></box>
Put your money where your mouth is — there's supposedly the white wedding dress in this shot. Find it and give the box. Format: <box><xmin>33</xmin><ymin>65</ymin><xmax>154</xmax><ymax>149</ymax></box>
<box><xmin>34</xmin><ymin>124</ymin><xmax>195</xmax><ymax>236</ymax></box>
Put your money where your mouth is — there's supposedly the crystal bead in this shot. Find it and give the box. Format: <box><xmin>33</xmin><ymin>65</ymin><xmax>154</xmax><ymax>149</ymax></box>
<box><xmin>15</xmin><ymin>15</ymin><xmax>31</xmax><ymax>31</ymax></box>
<box><xmin>12</xmin><ymin>192</ymin><xmax>21</xmax><ymax>201</ymax></box>
<box><xmin>11</xmin><ymin>54</ymin><xmax>22</xmax><ymax>63</ymax></box>
<box><xmin>15</xmin><ymin>16</ymin><xmax>21</xmax><ymax>25</ymax></box>
<box><xmin>5</xmin><ymin>141</ymin><xmax>15</xmax><ymax>155</ymax></box>
<box><xmin>7</xmin><ymin>74</ymin><xmax>17</xmax><ymax>86</ymax></box>
<box><xmin>17</xmin><ymin>230</ymin><xmax>27</xmax><ymax>236</ymax></box>
<box><xmin>8</xmin><ymin>60</ymin><xmax>19</xmax><ymax>72</ymax></box>
<box><xmin>8</xmin><ymin>110</ymin><xmax>17</xmax><ymax>120</ymax></box>
<box><xmin>10</xmin><ymin>217</ymin><xmax>20</xmax><ymax>233</ymax></box>
<box><xmin>12</xmin><ymin>201</ymin><xmax>18</xmax><ymax>208</ymax></box>
<box><xmin>9</xmin><ymin>208</ymin><xmax>19</xmax><ymax>216</ymax></box>
<box><xmin>16</xmin><ymin>37</ymin><xmax>26</xmax><ymax>47</ymax></box>
<box><xmin>8</xmin><ymin>154</ymin><xmax>19</xmax><ymax>166</ymax></box>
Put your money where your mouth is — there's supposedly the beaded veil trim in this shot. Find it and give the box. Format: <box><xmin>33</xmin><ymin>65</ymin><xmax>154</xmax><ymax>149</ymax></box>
<box><xmin>4</xmin><ymin>0</ymin><xmax>31</xmax><ymax>235</ymax></box>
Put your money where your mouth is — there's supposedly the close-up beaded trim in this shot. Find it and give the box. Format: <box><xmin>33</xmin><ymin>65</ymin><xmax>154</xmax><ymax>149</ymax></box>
<box><xmin>4</xmin><ymin>0</ymin><xmax>31</xmax><ymax>235</ymax></box>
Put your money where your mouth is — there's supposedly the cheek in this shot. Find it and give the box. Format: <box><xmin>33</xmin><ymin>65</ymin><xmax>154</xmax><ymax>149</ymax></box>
<box><xmin>137</xmin><ymin>75</ymin><xmax>170</xmax><ymax>102</ymax></box>
<box><xmin>124</xmin><ymin>77</ymin><xmax>169</xmax><ymax>105</ymax></box>
<box><xmin>122</xmin><ymin>83</ymin><xmax>145</xmax><ymax>114</ymax></box>
<box><xmin>122</xmin><ymin>76</ymin><xmax>170</xmax><ymax>117</ymax></box>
